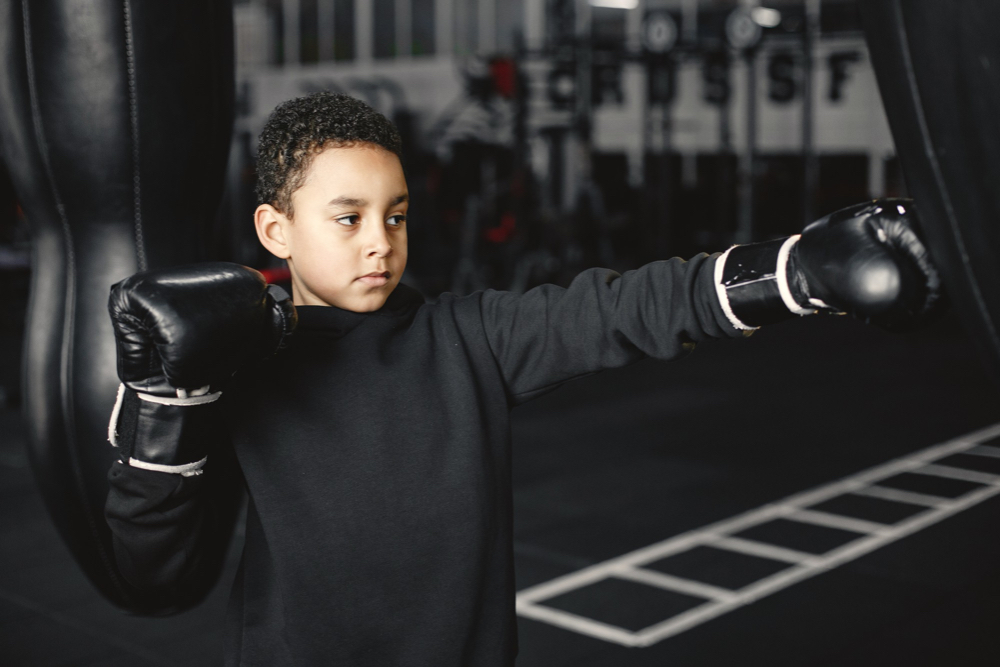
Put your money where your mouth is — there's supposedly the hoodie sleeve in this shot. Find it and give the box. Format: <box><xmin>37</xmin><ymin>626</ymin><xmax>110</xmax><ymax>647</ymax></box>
<box><xmin>104</xmin><ymin>440</ymin><xmax>242</xmax><ymax>597</ymax></box>
<box><xmin>478</xmin><ymin>253</ymin><xmax>746</xmax><ymax>404</ymax></box>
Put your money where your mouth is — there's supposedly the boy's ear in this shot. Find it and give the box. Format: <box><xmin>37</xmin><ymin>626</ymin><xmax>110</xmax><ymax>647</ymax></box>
<box><xmin>254</xmin><ymin>204</ymin><xmax>291</xmax><ymax>260</ymax></box>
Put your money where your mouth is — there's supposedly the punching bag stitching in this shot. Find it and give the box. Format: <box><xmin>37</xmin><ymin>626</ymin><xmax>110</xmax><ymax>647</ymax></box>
<box><xmin>890</xmin><ymin>0</ymin><xmax>1000</xmax><ymax>349</ymax></box>
<box><xmin>123</xmin><ymin>0</ymin><xmax>146</xmax><ymax>272</ymax></box>
<box><xmin>20</xmin><ymin>0</ymin><xmax>130</xmax><ymax>601</ymax></box>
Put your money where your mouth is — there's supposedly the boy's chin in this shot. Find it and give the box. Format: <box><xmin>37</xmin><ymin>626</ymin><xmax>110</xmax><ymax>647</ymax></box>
<box><xmin>293</xmin><ymin>280</ymin><xmax>395</xmax><ymax>311</ymax></box>
<box><xmin>335</xmin><ymin>290</ymin><xmax>391</xmax><ymax>313</ymax></box>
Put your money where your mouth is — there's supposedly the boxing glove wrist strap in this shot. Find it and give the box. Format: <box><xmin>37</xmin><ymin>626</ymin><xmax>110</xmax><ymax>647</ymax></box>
<box><xmin>108</xmin><ymin>384</ymin><xmax>221</xmax><ymax>476</ymax></box>
<box><xmin>715</xmin><ymin>235</ymin><xmax>816</xmax><ymax>329</ymax></box>
<box><xmin>124</xmin><ymin>456</ymin><xmax>208</xmax><ymax>476</ymax></box>
<box><xmin>135</xmin><ymin>387</ymin><xmax>221</xmax><ymax>407</ymax></box>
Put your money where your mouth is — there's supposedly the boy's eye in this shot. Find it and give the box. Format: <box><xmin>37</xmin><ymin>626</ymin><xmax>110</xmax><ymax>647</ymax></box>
<box><xmin>335</xmin><ymin>215</ymin><xmax>360</xmax><ymax>227</ymax></box>
<box><xmin>387</xmin><ymin>214</ymin><xmax>407</xmax><ymax>227</ymax></box>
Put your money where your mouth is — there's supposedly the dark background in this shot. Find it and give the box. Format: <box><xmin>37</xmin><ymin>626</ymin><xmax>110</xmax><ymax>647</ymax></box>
<box><xmin>3</xmin><ymin>0</ymin><xmax>1000</xmax><ymax>665</ymax></box>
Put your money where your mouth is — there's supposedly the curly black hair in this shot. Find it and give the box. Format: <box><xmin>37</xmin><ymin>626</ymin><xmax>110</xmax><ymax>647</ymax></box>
<box><xmin>255</xmin><ymin>92</ymin><xmax>402</xmax><ymax>217</ymax></box>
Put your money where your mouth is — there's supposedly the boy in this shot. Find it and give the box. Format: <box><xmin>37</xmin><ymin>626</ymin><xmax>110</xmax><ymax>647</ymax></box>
<box><xmin>105</xmin><ymin>93</ymin><xmax>939</xmax><ymax>666</ymax></box>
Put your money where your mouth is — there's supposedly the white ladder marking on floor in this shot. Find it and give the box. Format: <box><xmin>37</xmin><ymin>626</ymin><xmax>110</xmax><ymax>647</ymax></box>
<box><xmin>782</xmin><ymin>507</ymin><xmax>890</xmax><ymax>535</ymax></box>
<box><xmin>915</xmin><ymin>463</ymin><xmax>1000</xmax><ymax>485</ymax></box>
<box><xmin>709</xmin><ymin>536</ymin><xmax>817</xmax><ymax>564</ymax></box>
<box><xmin>851</xmin><ymin>485</ymin><xmax>949</xmax><ymax>508</ymax></box>
<box><xmin>615</xmin><ymin>567</ymin><xmax>739</xmax><ymax>603</ymax></box>
<box><xmin>967</xmin><ymin>444</ymin><xmax>1000</xmax><ymax>459</ymax></box>
<box><xmin>516</xmin><ymin>422</ymin><xmax>1000</xmax><ymax>647</ymax></box>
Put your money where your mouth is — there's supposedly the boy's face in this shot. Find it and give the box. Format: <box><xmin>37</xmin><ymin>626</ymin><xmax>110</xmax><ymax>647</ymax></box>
<box><xmin>257</xmin><ymin>144</ymin><xmax>409</xmax><ymax>312</ymax></box>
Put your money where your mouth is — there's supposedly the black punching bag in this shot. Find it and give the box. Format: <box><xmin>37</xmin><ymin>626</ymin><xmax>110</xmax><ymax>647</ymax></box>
<box><xmin>0</xmin><ymin>0</ymin><xmax>241</xmax><ymax>613</ymax></box>
<box><xmin>861</xmin><ymin>0</ymin><xmax>1000</xmax><ymax>385</ymax></box>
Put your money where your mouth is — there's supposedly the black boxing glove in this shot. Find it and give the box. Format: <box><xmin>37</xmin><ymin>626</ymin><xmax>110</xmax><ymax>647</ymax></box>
<box><xmin>107</xmin><ymin>263</ymin><xmax>297</xmax><ymax>475</ymax></box>
<box><xmin>716</xmin><ymin>198</ymin><xmax>942</xmax><ymax>330</ymax></box>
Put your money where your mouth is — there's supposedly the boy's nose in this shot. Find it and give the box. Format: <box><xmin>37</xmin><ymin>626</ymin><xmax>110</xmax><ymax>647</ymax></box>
<box><xmin>364</xmin><ymin>225</ymin><xmax>393</xmax><ymax>258</ymax></box>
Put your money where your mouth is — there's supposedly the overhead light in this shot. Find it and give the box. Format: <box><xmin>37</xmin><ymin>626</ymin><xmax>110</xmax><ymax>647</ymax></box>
<box><xmin>589</xmin><ymin>0</ymin><xmax>639</xmax><ymax>9</ymax></box>
<box><xmin>751</xmin><ymin>7</ymin><xmax>782</xmax><ymax>28</ymax></box>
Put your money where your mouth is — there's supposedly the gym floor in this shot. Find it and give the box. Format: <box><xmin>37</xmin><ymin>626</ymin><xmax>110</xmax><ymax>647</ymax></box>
<box><xmin>2</xmin><ymin>309</ymin><xmax>999</xmax><ymax>666</ymax></box>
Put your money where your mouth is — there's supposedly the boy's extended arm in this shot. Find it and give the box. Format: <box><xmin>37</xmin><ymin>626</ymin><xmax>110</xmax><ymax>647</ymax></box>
<box><xmin>480</xmin><ymin>252</ymin><xmax>739</xmax><ymax>403</ymax></box>
<box><xmin>481</xmin><ymin>199</ymin><xmax>939</xmax><ymax>404</ymax></box>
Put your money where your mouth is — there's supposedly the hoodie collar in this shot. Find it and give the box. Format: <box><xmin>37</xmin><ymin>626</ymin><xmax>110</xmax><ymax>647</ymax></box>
<box><xmin>293</xmin><ymin>282</ymin><xmax>426</xmax><ymax>339</ymax></box>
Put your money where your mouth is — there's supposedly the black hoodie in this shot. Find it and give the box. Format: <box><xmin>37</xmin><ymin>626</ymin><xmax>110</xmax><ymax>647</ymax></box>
<box><xmin>106</xmin><ymin>254</ymin><xmax>743</xmax><ymax>666</ymax></box>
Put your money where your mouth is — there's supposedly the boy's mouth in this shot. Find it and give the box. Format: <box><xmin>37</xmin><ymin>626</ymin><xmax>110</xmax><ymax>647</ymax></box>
<box><xmin>357</xmin><ymin>271</ymin><xmax>390</xmax><ymax>286</ymax></box>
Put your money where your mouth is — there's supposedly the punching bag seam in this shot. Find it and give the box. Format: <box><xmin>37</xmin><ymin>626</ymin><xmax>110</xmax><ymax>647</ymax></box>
<box><xmin>123</xmin><ymin>0</ymin><xmax>147</xmax><ymax>272</ymax></box>
<box><xmin>890</xmin><ymin>0</ymin><xmax>999</xmax><ymax>350</ymax></box>
<box><xmin>20</xmin><ymin>0</ymin><xmax>130</xmax><ymax>603</ymax></box>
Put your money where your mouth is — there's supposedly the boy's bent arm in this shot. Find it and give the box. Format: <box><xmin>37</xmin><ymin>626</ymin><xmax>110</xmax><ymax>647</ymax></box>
<box><xmin>105</xmin><ymin>449</ymin><xmax>241</xmax><ymax>596</ymax></box>
<box><xmin>480</xmin><ymin>253</ymin><xmax>744</xmax><ymax>403</ymax></box>
<box><xmin>102</xmin><ymin>263</ymin><xmax>292</xmax><ymax>601</ymax></box>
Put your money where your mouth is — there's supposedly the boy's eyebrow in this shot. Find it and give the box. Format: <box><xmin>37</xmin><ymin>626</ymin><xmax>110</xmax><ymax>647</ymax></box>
<box><xmin>327</xmin><ymin>195</ymin><xmax>368</xmax><ymax>208</ymax></box>
<box><xmin>326</xmin><ymin>193</ymin><xmax>408</xmax><ymax>208</ymax></box>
